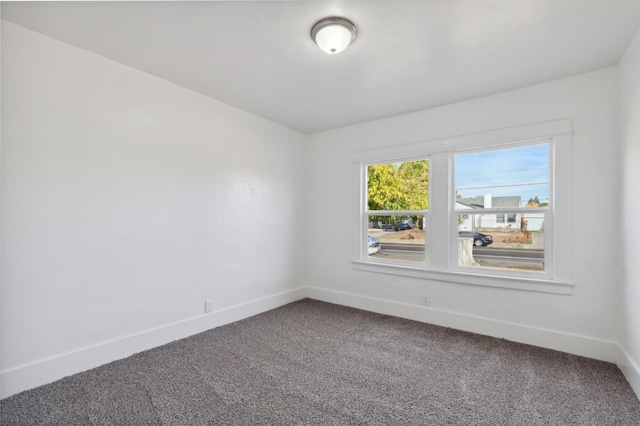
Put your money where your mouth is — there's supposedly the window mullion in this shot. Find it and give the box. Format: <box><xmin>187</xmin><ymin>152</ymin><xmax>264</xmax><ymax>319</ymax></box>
<box><xmin>427</xmin><ymin>152</ymin><xmax>451</xmax><ymax>270</ymax></box>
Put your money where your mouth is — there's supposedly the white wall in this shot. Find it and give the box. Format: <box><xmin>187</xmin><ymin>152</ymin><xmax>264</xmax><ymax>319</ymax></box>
<box><xmin>619</xmin><ymin>26</ymin><xmax>640</xmax><ymax>398</ymax></box>
<box><xmin>0</xmin><ymin>22</ymin><xmax>306</xmax><ymax>397</ymax></box>
<box><xmin>305</xmin><ymin>68</ymin><xmax>621</xmax><ymax>362</ymax></box>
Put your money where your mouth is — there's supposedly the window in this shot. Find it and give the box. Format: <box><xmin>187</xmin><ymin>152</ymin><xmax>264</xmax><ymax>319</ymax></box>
<box><xmin>366</xmin><ymin>159</ymin><xmax>429</xmax><ymax>264</ymax></box>
<box><xmin>495</xmin><ymin>213</ymin><xmax>517</xmax><ymax>224</ymax></box>
<box><xmin>455</xmin><ymin>143</ymin><xmax>548</xmax><ymax>274</ymax></box>
<box><xmin>353</xmin><ymin>119</ymin><xmax>573</xmax><ymax>294</ymax></box>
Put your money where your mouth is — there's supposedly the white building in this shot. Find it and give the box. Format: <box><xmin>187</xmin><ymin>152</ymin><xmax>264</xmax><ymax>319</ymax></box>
<box><xmin>458</xmin><ymin>195</ymin><xmax>544</xmax><ymax>231</ymax></box>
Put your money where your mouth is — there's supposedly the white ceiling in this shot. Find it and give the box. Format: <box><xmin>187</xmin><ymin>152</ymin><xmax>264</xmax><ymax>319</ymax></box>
<box><xmin>3</xmin><ymin>1</ymin><xmax>640</xmax><ymax>134</ymax></box>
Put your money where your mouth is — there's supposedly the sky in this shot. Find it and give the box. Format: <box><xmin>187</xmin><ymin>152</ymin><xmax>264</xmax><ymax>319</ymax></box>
<box><xmin>455</xmin><ymin>143</ymin><xmax>549</xmax><ymax>206</ymax></box>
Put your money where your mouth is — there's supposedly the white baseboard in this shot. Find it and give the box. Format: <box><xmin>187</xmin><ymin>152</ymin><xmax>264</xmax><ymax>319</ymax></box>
<box><xmin>305</xmin><ymin>286</ymin><xmax>618</xmax><ymax>363</ymax></box>
<box><xmin>0</xmin><ymin>287</ymin><xmax>306</xmax><ymax>399</ymax></box>
<box><xmin>616</xmin><ymin>344</ymin><xmax>640</xmax><ymax>401</ymax></box>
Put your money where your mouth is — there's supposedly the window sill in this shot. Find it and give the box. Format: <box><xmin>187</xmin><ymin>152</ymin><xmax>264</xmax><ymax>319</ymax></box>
<box><xmin>352</xmin><ymin>260</ymin><xmax>573</xmax><ymax>295</ymax></box>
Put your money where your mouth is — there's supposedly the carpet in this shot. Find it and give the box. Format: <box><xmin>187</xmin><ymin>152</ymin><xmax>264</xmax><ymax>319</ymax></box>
<box><xmin>2</xmin><ymin>299</ymin><xmax>639</xmax><ymax>425</ymax></box>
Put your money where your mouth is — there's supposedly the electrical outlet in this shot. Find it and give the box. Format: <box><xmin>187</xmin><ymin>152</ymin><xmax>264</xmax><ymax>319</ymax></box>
<box><xmin>205</xmin><ymin>299</ymin><xmax>213</xmax><ymax>313</ymax></box>
<box><xmin>422</xmin><ymin>296</ymin><xmax>430</xmax><ymax>307</ymax></box>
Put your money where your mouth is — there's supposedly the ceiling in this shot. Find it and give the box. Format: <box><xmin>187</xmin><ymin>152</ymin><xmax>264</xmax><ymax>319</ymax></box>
<box><xmin>3</xmin><ymin>1</ymin><xmax>640</xmax><ymax>134</ymax></box>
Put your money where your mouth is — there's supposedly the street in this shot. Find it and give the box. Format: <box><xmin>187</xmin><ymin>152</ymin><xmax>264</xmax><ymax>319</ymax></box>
<box><xmin>374</xmin><ymin>242</ymin><xmax>544</xmax><ymax>271</ymax></box>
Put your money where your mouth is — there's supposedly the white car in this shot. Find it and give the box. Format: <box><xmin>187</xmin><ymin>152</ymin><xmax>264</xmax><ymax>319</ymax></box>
<box><xmin>368</xmin><ymin>235</ymin><xmax>380</xmax><ymax>254</ymax></box>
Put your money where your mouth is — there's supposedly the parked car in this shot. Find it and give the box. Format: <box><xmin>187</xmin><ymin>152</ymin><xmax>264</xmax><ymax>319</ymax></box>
<box><xmin>459</xmin><ymin>231</ymin><xmax>493</xmax><ymax>247</ymax></box>
<box><xmin>367</xmin><ymin>235</ymin><xmax>380</xmax><ymax>254</ymax></box>
<box><xmin>395</xmin><ymin>220</ymin><xmax>412</xmax><ymax>231</ymax></box>
<box><xmin>380</xmin><ymin>221</ymin><xmax>412</xmax><ymax>231</ymax></box>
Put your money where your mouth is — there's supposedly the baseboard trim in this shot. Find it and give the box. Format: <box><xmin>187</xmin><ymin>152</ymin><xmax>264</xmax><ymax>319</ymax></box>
<box><xmin>0</xmin><ymin>287</ymin><xmax>306</xmax><ymax>399</ymax></box>
<box><xmin>305</xmin><ymin>286</ymin><xmax>618</xmax><ymax>363</ymax></box>
<box><xmin>616</xmin><ymin>344</ymin><xmax>640</xmax><ymax>401</ymax></box>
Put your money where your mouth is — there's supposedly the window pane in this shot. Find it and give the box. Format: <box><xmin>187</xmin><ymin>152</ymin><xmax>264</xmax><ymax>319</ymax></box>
<box><xmin>367</xmin><ymin>159</ymin><xmax>429</xmax><ymax>211</ymax></box>
<box><xmin>455</xmin><ymin>144</ymin><xmax>549</xmax><ymax>210</ymax></box>
<box><xmin>368</xmin><ymin>215</ymin><xmax>425</xmax><ymax>263</ymax></box>
<box><xmin>457</xmin><ymin>213</ymin><xmax>544</xmax><ymax>273</ymax></box>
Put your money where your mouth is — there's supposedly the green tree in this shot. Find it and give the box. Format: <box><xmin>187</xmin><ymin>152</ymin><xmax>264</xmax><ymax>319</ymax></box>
<box><xmin>527</xmin><ymin>196</ymin><xmax>548</xmax><ymax>207</ymax></box>
<box><xmin>398</xmin><ymin>160</ymin><xmax>429</xmax><ymax>210</ymax></box>
<box><xmin>367</xmin><ymin>160</ymin><xmax>429</xmax><ymax>225</ymax></box>
<box><xmin>367</xmin><ymin>164</ymin><xmax>406</xmax><ymax>211</ymax></box>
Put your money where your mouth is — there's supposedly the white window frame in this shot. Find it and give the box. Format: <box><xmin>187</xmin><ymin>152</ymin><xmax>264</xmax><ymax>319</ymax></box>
<box><xmin>352</xmin><ymin>119</ymin><xmax>573</xmax><ymax>295</ymax></box>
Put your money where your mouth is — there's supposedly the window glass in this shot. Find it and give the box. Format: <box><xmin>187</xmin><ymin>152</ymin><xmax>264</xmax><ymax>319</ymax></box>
<box><xmin>455</xmin><ymin>144</ymin><xmax>549</xmax><ymax>209</ymax></box>
<box><xmin>454</xmin><ymin>143</ymin><xmax>549</xmax><ymax>274</ymax></box>
<box><xmin>366</xmin><ymin>159</ymin><xmax>428</xmax><ymax>263</ymax></box>
<box><xmin>367</xmin><ymin>215</ymin><xmax>426</xmax><ymax>263</ymax></box>
<box><xmin>457</xmin><ymin>213</ymin><xmax>545</xmax><ymax>273</ymax></box>
<box><xmin>367</xmin><ymin>160</ymin><xmax>429</xmax><ymax>211</ymax></box>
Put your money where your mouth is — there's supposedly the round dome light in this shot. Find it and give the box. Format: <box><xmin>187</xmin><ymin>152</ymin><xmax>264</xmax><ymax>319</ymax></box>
<box><xmin>311</xmin><ymin>17</ymin><xmax>357</xmax><ymax>55</ymax></box>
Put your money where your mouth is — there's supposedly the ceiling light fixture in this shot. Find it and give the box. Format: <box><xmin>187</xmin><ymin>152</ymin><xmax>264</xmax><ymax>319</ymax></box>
<box><xmin>311</xmin><ymin>17</ymin><xmax>357</xmax><ymax>55</ymax></box>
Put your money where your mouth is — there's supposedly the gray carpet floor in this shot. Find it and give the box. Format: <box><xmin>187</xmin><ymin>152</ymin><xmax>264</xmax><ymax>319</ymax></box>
<box><xmin>2</xmin><ymin>299</ymin><xmax>639</xmax><ymax>425</ymax></box>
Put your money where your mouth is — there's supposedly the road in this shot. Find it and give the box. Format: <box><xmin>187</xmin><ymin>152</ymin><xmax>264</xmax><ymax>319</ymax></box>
<box><xmin>376</xmin><ymin>242</ymin><xmax>544</xmax><ymax>270</ymax></box>
<box><xmin>380</xmin><ymin>242</ymin><xmax>542</xmax><ymax>258</ymax></box>
<box><xmin>378</xmin><ymin>242</ymin><xmax>424</xmax><ymax>252</ymax></box>
<box><xmin>472</xmin><ymin>246</ymin><xmax>543</xmax><ymax>260</ymax></box>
